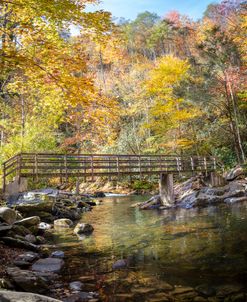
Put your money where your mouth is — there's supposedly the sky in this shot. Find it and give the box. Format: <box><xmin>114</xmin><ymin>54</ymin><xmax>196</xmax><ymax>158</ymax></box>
<box><xmin>88</xmin><ymin>0</ymin><xmax>219</xmax><ymax>21</ymax></box>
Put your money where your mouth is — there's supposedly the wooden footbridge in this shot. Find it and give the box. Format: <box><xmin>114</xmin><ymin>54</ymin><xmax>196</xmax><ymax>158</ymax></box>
<box><xmin>2</xmin><ymin>153</ymin><xmax>218</xmax><ymax>195</ymax></box>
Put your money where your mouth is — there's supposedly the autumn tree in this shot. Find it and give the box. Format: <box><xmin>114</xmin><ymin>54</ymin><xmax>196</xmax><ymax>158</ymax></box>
<box><xmin>0</xmin><ymin>0</ymin><xmax>114</xmax><ymax>160</ymax></box>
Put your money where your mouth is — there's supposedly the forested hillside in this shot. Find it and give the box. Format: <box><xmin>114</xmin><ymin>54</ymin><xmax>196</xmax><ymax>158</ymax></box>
<box><xmin>0</xmin><ymin>0</ymin><xmax>246</xmax><ymax>167</ymax></box>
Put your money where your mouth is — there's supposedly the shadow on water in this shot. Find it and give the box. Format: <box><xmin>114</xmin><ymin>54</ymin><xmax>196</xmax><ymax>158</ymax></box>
<box><xmin>53</xmin><ymin>195</ymin><xmax>247</xmax><ymax>298</ymax></box>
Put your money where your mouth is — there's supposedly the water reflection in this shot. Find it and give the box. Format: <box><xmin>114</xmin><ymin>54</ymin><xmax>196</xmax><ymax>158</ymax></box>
<box><xmin>56</xmin><ymin>195</ymin><xmax>247</xmax><ymax>292</ymax></box>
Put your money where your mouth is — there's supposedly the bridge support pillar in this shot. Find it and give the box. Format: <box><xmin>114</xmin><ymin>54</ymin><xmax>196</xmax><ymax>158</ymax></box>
<box><xmin>4</xmin><ymin>176</ymin><xmax>28</xmax><ymax>196</ymax></box>
<box><xmin>210</xmin><ymin>172</ymin><xmax>226</xmax><ymax>187</ymax></box>
<box><xmin>159</xmin><ymin>173</ymin><xmax>175</xmax><ymax>206</ymax></box>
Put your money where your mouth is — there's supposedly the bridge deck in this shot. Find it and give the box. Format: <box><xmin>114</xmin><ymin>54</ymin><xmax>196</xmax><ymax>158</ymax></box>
<box><xmin>2</xmin><ymin>153</ymin><xmax>217</xmax><ymax>192</ymax></box>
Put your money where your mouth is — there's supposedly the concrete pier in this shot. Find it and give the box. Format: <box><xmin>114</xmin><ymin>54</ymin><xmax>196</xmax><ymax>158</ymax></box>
<box><xmin>159</xmin><ymin>173</ymin><xmax>175</xmax><ymax>206</ymax></box>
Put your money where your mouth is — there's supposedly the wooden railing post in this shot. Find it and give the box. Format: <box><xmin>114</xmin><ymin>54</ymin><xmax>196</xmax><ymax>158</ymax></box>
<box><xmin>138</xmin><ymin>155</ymin><xmax>142</xmax><ymax>180</ymax></box>
<box><xmin>176</xmin><ymin>157</ymin><xmax>181</xmax><ymax>175</ymax></box>
<box><xmin>64</xmin><ymin>155</ymin><xmax>68</xmax><ymax>182</ymax></box>
<box><xmin>2</xmin><ymin>162</ymin><xmax>6</xmax><ymax>193</ymax></box>
<box><xmin>108</xmin><ymin>156</ymin><xmax>111</xmax><ymax>182</ymax></box>
<box><xmin>34</xmin><ymin>154</ymin><xmax>38</xmax><ymax>181</ymax></box>
<box><xmin>17</xmin><ymin>154</ymin><xmax>21</xmax><ymax>184</ymax></box>
<box><xmin>204</xmin><ymin>157</ymin><xmax>208</xmax><ymax>176</ymax></box>
<box><xmin>129</xmin><ymin>156</ymin><xmax>132</xmax><ymax>182</ymax></box>
<box><xmin>191</xmin><ymin>157</ymin><xmax>195</xmax><ymax>175</ymax></box>
<box><xmin>91</xmin><ymin>155</ymin><xmax>94</xmax><ymax>182</ymax></box>
<box><xmin>117</xmin><ymin>156</ymin><xmax>120</xmax><ymax>181</ymax></box>
<box><xmin>213</xmin><ymin>157</ymin><xmax>217</xmax><ymax>171</ymax></box>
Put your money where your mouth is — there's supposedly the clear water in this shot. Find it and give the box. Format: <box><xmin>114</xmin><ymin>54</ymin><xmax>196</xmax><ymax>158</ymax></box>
<box><xmin>53</xmin><ymin>196</ymin><xmax>247</xmax><ymax>300</ymax></box>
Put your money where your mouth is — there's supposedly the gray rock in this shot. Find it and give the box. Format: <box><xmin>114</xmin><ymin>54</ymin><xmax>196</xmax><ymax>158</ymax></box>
<box><xmin>223</xmin><ymin>190</ymin><xmax>246</xmax><ymax>200</ymax></box>
<box><xmin>39</xmin><ymin>222</ymin><xmax>52</xmax><ymax>230</ymax></box>
<box><xmin>51</xmin><ymin>251</ymin><xmax>65</xmax><ymax>259</ymax></box>
<box><xmin>35</xmin><ymin>272</ymin><xmax>59</xmax><ymax>282</ymax></box>
<box><xmin>194</xmin><ymin>297</ymin><xmax>208</xmax><ymax>302</ymax></box>
<box><xmin>34</xmin><ymin>211</ymin><xmax>54</xmax><ymax>223</ymax></box>
<box><xmin>0</xmin><ymin>290</ymin><xmax>61</xmax><ymax>302</ymax></box>
<box><xmin>15</xmin><ymin>252</ymin><xmax>39</xmax><ymax>263</ymax></box>
<box><xmin>0</xmin><ymin>207</ymin><xmax>17</xmax><ymax>224</ymax></box>
<box><xmin>63</xmin><ymin>292</ymin><xmax>96</xmax><ymax>302</ymax></box>
<box><xmin>1</xmin><ymin>237</ymin><xmax>40</xmax><ymax>251</ymax></box>
<box><xmin>224</xmin><ymin>196</ymin><xmax>247</xmax><ymax>204</ymax></box>
<box><xmin>195</xmin><ymin>284</ymin><xmax>216</xmax><ymax>297</ymax></box>
<box><xmin>0</xmin><ymin>223</ymin><xmax>12</xmax><ymax>233</ymax></box>
<box><xmin>13</xmin><ymin>260</ymin><xmax>32</xmax><ymax>268</ymax></box>
<box><xmin>69</xmin><ymin>281</ymin><xmax>83</xmax><ymax>291</ymax></box>
<box><xmin>231</xmin><ymin>293</ymin><xmax>246</xmax><ymax>302</ymax></box>
<box><xmin>54</xmin><ymin>218</ymin><xmax>73</xmax><ymax>229</ymax></box>
<box><xmin>16</xmin><ymin>199</ymin><xmax>55</xmax><ymax>215</ymax></box>
<box><xmin>172</xmin><ymin>286</ymin><xmax>195</xmax><ymax>295</ymax></box>
<box><xmin>73</xmin><ymin>223</ymin><xmax>94</xmax><ymax>235</ymax></box>
<box><xmin>0</xmin><ymin>278</ymin><xmax>14</xmax><ymax>290</ymax></box>
<box><xmin>12</xmin><ymin>224</ymin><xmax>31</xmax><ymax>236</ymax></box>
<box><xmin>112</xmin><ymin>259</ymin><xmax>127</xmax><ymax>270</ymax></box>
<box><xmin>25</xmin><ymin>234</ymin><xmax>37</xmax><ymax>243</ymax></box>
<box><xmin>216</xmin><ymin>284</ymin><xmax>243</xmax><ymax>298</ymax></box>
<box><xmin>32</xmin><ymin>258</ymin><xmax>64</xmax><ymax>273</ymax></box>
<box><xmin>14</xmin><ymin>216</ymin><xmax>41</xmax><ymax>228</ymax></box>
<box><xmin>36</xmin><ymin>236</ymin><xmax>46</xmax><ymax>244</ymax></box>
<box><xmin>7</xmin><ymin>267</ymin><xmax>48</xmax><ymax>294</ymax></box>
<box><xmin>226</xmin><ymin>166</ymin><xmax>244</xmax><ymax>181</ymax></box>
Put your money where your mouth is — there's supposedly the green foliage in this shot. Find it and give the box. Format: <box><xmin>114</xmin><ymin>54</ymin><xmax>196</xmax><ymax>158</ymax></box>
<box><xmin>0</xmin><ymin>119</ymin><xmax>58</xmax><ymax>163</ymax></box>
<box><xmin>132</xmin><ymin>180</ymin><xmax>154</xmax><ymax>191</ymax></box>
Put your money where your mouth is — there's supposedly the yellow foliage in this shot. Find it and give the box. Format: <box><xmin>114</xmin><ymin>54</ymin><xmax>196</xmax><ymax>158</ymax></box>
<box><xmin>144</xmin><ymin>55</ymin><xmax>201</xmax><ymax>153</ymax></box>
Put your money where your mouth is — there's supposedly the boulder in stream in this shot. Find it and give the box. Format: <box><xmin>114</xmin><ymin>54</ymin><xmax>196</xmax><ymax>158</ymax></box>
<box><xmin>73</xmin><ymin>223</ymin><xmax>94</xmax><ymax>235</ymax></box>
<box><xmin>54</xmin><ymin>218</ymin><xmax>73</xmax><ymax>229</ymax></box>
<box><xmin>32</xmin><ymin>258</ymin><xmax>64</xmax><ymax>273</ymax></box>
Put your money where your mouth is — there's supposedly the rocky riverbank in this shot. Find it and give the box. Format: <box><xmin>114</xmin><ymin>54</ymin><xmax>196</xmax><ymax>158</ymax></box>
<box><xmin>1</xmin><ymin>167</ymin><xmax>247</xmax><ymax>301</ymax></box>
<box><xmin>134</xmin><ymin>166</ymin><xmax>247</xmax><ymax>210</ymax></box>
<box><xmin>0</xmin><ymin>189</ymin><xmax>100</xmax><ymax>301</ymax></box>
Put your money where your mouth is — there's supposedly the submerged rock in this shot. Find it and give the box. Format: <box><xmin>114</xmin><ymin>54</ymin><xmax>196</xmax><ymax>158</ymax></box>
<box><xmin>172</xmin><ymin>286</ymin><xmax>195</xmax><ymax>295</ymax></box>
<box><xmin>63</xmin><ymin>292</ymin><xmax>97</xmax><ymax>302</ymax></box>
<box><xmin>112</xmin><ymin>259</ymin><xmax>128</xmax><ymax>270</ymax></box>
<box><xmin>195</xmin><ymin>284</ymin><xmax>216</xmax><ymax>297</ymax></box>
<box><xmin>69</xmin><ymin>281</ymin><xmax>83</xmax><ymax>291</ymax></box>
<box><xmin>94</xmin><ymin>192</ymin><xmax>106</xmax><ymax>198</ymax></box>
<box><xmin>51</xmin><ymin>251</ymin><xmax>65</xmax><ymax>259</ymax></box>
<box><xmin>32</xmin><ymin>257</ymin><xmax>64</xmax><ymax>273</ymax></box>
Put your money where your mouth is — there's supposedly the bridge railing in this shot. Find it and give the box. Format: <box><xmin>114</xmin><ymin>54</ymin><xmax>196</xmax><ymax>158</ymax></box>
<box><xmin>2</xmin><ymin>153</ymin><xmax>217</xmax><ymax>192</ymax></box>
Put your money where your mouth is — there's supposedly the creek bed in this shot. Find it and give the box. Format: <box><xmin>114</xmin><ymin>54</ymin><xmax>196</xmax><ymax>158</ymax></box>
<box><xmin>52</xmin><ymin>195</ymin><xmax>247</xmax><ymax>301</ymax></box>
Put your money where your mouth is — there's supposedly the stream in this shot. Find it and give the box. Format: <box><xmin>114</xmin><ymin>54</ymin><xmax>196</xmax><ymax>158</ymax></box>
<box><xmin>52</xmin><ymin>195</ymin><xmax>247</xmax><ymax>301</ymax></box>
